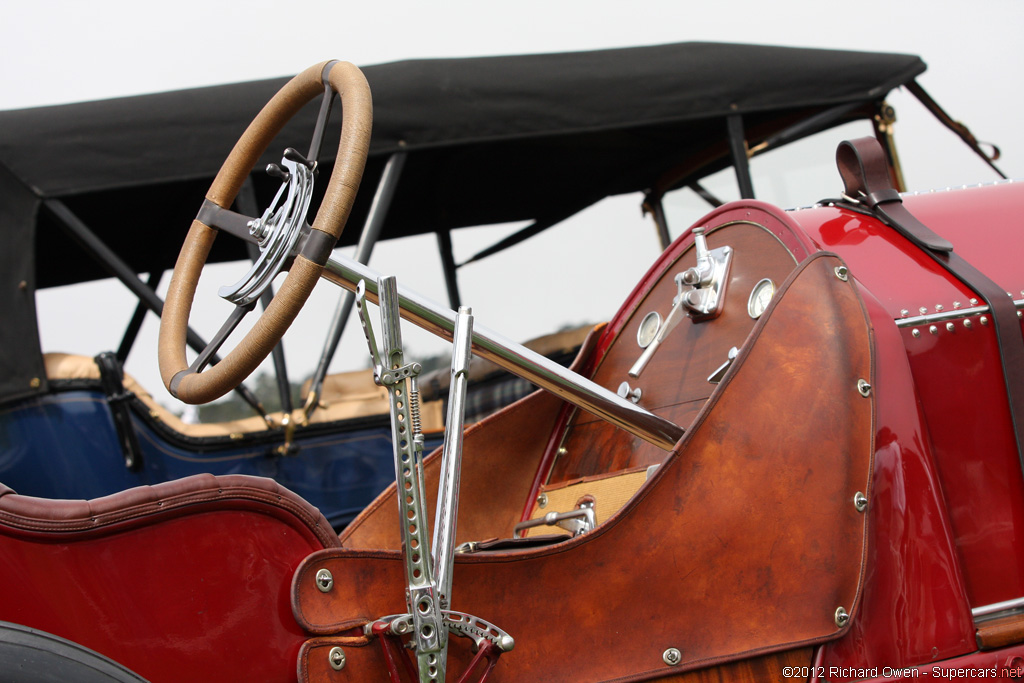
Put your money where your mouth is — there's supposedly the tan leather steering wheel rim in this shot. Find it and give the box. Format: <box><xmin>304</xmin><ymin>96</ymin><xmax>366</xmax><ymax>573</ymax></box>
<box><xmin>158</xmin><ymin>61</ymin><xmax>371</xmax><ymax>405</ymax></box>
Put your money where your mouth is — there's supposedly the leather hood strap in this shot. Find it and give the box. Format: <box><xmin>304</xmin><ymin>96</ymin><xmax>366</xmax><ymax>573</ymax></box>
<box><xmin>837</xmin><ymin>136</ymin><xmax>1024</xmax><ymax>468</ymax></box>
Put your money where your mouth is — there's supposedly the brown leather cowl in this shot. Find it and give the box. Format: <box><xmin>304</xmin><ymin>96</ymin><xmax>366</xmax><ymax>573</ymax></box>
<box><xmin>296</xmin><ymin>252</ymin><xmax>875</xmax><ymax>682</ymax></box>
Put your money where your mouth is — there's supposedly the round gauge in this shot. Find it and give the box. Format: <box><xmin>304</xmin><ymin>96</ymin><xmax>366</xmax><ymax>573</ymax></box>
<box><xmin>747</xmin><ymin>278</ymin><xmax>776</xmax><ymax>319</ymax></box>
<box><xmin>637</xmin><ymin>311</ymin><xmax>662</xmax><ymax>348</ymax></box>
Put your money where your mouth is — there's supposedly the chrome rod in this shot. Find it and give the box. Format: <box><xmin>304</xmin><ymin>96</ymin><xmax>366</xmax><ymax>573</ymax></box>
<box><xmin>430</xmin><ymin>305</ymin><xmax>473</xmax><ymax>679</ymax></box>
<box><xmin>972</xmin><ymin>596</ymin><xmax>1024</xmax><ymax>620</ymax></box>
<box><xmin>321</xmin><ymin>254</ymin><xmax>685</xmax><ymax>451</ymax></box>
<box><xmin>433</xmin><ymin>306</ymin><xmax>473</xmax><ymax>614</ymax></box>
<box><xmin>304</xmin><ymin>152</ymin><xmax>407</xmax><ymax>419</ymax></box>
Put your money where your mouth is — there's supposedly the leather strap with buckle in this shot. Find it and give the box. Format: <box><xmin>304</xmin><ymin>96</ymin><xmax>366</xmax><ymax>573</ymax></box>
<box><xmin>836</xmin><ymin>137</ymin><xmax>1024</xmax><ymax>468</ymax></box>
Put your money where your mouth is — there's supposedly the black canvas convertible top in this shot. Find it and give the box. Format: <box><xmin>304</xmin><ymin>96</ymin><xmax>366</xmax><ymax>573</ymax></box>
<box><xmin>0</xmin><ymin>42</ymin><xmax>926</xmax><ymax>401</ymax></box>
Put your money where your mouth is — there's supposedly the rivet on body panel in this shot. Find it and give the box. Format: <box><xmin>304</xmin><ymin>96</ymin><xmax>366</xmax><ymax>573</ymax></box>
<box><xmin>946</xmin><ymin>322</ymin><xmax>956</xmax><ymax>333</ymax></box>
<box><xmin>834</xmin><ymin>265</ymin><xmax>849</xmax><ymax>282</ymax></box>
<box><xmin>854</xmin><ymin>492</ymin><xmax>868</xmax><ymax>512</ymax></box>
<box><xmin>912</xmin><ymin>329</ymin><xmax>921</xmax><ymax>338</ymax></box>
<box><xmin>663</xmin><ymin>648</ymin><xmax>682</xmax><ymax>666</ymax></box>
<box><xmin>981</xmin><ymin>316</ymin><xmax>989</xmax><ymax>326</ymax></box>
<box><xmin>929</xmin><ymin>325</ymin><xmax>939</xmax><ymax>336</ymax></box>
<box><xmin>857</xmin><ymin>379</ymin><xmax>871</xmax><ymax>397</ymax></box>
<box><xmin>328</xmin><ymin>646</ymin><xmax>346</xmax><ymax>671</ymax></box>
<box><xmin>964</xmin><ymin>319</ymin><xmax>973</xmax><ymax>329</ymax></box>
<box><xmin>316</xmin><ymin>568</ymin><xmax>334</xmax><ymax>593</ymax></box>
<box><xmin>835</xmin><ymin>606</ymin><xmax>850</xmax><ymax>628</ymax></box>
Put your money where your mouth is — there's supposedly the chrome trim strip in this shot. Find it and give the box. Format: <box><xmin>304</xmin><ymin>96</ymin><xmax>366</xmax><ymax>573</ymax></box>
<box><xmin>321</xmin><ymin>254</ymin><xmax>685</xmax><ymax>451</ymax></box>
<box><xmin>894</xmin><ymin>299</ymin><xmax>1022</xmax><ymax>328</ymax></box>
<box><xmin>973</xmin><ymin>596</ymin><xmax>1024</xmax><ymax>620</ymax></box>
<box><xmin>895</xmin><ymin>305</ymin><xmax>990</xmax><ymax>328</ymax></box>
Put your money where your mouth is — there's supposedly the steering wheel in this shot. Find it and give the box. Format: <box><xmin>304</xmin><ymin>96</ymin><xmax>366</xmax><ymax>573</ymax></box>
<box><xmin>159</xmin><ymin>61</ymin><xmax>372</xmax><ymax>405</ymax></box>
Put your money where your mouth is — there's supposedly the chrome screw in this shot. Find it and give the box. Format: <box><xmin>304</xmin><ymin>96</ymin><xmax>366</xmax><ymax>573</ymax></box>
<box><xmin>857</xmin><ymin>379</ymin><xmax>872</xmax><ymax>397</ymax></box>
<box><xmin>316</xmin><ymin>568</ymin><xmax>334</xmax><ymax>593</ymax></box>
<box><xmin>854</xmin><ymin>492</ymin><xmax>868</xmax><ymax>512</ymax></box>
<box><xmin>835</xmin><ymin>606</ymin><xmax>850</xmax><ymax>628</ymax></box>
<box><xmin>537</xmin><ymin>493</ymin><xmax>548</xmax><ymax>509</ymax></box>
<box><xmin>834</xmin><ymin>265</ymin><xmax>849</xmax><ymax>282</ymax></box>
<box><xmin>663</xmin><ymin>648</ymin><xmax>682</xmax><ymax>666</ymax></box>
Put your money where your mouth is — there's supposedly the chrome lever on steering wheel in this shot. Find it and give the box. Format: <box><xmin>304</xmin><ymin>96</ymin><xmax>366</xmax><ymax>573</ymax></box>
<box><xmin>218</xmin><ymin>154</ymin><xmax>316</xmax><ymax>307</ymax></box>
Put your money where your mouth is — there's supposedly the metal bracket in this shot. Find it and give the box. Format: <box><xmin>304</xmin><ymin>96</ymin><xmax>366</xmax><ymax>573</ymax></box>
<box><xmin>678</xmin><ymin>227</ymin><xmax>732</xmax><ymax>321</ymax></box>
<box><xmin>628</xmin><ymin>228</ymin><xmax>732</xmax><ymax>378</ymax></box>
<box><xmin>366</xmin><ymin>612</ymin><xmax>515</xmax><ymax>654</ymax></box>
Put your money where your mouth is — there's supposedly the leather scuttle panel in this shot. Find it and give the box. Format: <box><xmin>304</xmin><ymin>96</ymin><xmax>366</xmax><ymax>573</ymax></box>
<box><xmin>295</xmin><ymin>252</ymin><xmax>875</xmax><ymax>682</ymax></box>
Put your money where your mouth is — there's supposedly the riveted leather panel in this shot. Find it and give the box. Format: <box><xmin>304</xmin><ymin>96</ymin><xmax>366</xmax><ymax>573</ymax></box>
<box><xmin>295</xmin><ymin>252</ymin><xmax>874</xmax><ymax>682</ymax></box>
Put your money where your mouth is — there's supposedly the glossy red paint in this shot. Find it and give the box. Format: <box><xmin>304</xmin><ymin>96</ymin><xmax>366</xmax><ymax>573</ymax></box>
<box><xmin>790</xmin><ymin>184</ymin><xmax>1024</xmax><ymax>607</ymax></box>
<box><xmin>817</xmin><ymin>285</ymin><xmax>974</xmax><ymax>676</ymax></box>
<box><xmin>0</xmin><ymin>509</ymin><xmax>318</xmax><ymax>681</ymax></box>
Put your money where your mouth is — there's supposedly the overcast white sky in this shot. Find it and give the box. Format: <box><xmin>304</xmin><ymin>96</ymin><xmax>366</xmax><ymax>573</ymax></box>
<box><xmin>4</xmin><ymin>0</ymin><xmax>1022</xmax><ymax>411</ymax></box>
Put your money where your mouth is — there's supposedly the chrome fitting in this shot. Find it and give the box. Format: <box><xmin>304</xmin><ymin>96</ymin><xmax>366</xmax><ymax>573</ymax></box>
<box><xmin>328</xmin><ymin>646</ymin><xmax>346</xmax><ymax>671</ymax></box>
<box><xmin>316</xmin><ymin>568</ymin><xmax>334</xmax><ymax>593</ymax></box>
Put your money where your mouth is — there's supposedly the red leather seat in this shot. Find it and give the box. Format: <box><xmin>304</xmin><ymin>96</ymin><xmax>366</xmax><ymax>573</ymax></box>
<box><xmin>0</xmin><ymin>474</ymin><xmax>340</xmax><ymax>682</ymax></box>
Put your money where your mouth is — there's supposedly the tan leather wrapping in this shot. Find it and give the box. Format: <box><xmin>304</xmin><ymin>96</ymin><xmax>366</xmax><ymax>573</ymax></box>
<box><xmin>293</xmin><ymin>253</ymin><xmax>875</xmax><ymax>681</ymax></box>
<box><xmin>159</xmin><ymin>61</ymin><xmax>372</xmax><ymax>404</ymax></box>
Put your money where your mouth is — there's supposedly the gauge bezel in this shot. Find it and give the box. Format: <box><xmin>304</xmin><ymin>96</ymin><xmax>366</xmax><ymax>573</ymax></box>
<box><xmin>747</xmin><ymin>278</ymin><xmax>776</xmax><ymax>319</ymax></box>
<box><xmin>637</xmin><ymin>311</ymin><xmax>662</xmax><ymax>348</ymax></box>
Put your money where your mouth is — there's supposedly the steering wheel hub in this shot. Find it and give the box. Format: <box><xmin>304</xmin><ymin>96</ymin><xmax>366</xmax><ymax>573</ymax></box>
<box><xmin>218</xmin><ymin>156</ymin><xmax>315</xmax><ymax>307</ymax></box>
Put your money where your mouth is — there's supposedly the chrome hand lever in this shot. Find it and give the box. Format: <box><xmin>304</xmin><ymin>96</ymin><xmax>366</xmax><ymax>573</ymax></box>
<box><xmin>512</xmin><ymin>501</ymin><xmax>596</xmax><ymax>538</ymax></box>
<box><xmin>433</xmin><ymin>306</ymin><xmax>473</xmax><ymax>609</ymax></box>
<box><xmin>628</xmin><ymin>277</ymin><xmax>687</xmax><ymax>378</ymax></box>
<box><xmin>364</xmin><ymin>289</ymin><xmax>513</xmax><ymax>681</ymax></box>
<box><xmin>707</xmin><ymin>346</ymin><xmax>739</xmax><ymax>384</ymax></box>
<box><xmin>430</xmin><ymin>304</ymin><xmax>474</xmax><ymax>677</ymax></box>
<box><xmin>363</xmin><ymin>276</ymin><xmax>440</xmax><ymax>680</ymax></box>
